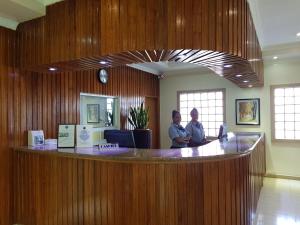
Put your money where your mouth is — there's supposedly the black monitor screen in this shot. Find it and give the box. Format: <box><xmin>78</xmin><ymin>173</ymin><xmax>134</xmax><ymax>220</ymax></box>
<box><xmin>104</xmin><ymin>130</ymin><xmax>136</xmax><ymax>148</ymax></box>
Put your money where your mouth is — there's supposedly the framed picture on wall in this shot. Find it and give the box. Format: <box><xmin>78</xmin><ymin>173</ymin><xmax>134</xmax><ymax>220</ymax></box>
<box><xmin>87</xmin><ymin>104</ymin><xmax>100</xmax><ymax>123</ymax></box>
<box><xmin>235</xmin><ymin>98</ymin><xmax>260</xmax><ymax>125</ymax></box>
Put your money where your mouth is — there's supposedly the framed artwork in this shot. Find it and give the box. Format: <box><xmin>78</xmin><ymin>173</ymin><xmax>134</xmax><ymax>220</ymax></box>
<box><xmin>57</xmin><ymin>124</ymin><xmax>75</xmax><ymax>148</ymax></box>
<box><xmin>87</xmin><ymin>104</ymin><xmax>100</xmax><ymax>123</ymax></box>
<box><xmin>236</xmin><ymin>98</ymin><xmax>260</xmax><ymax>125</ymax></box>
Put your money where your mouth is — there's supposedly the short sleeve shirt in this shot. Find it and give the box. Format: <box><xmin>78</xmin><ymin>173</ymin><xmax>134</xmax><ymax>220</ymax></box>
<box><xmin>168</xmin><ymin>123</ymin><xmax>190</xmax><ymax>148</ymax></box>
<box><xmin>185</xmin><ymin>121</ymin><xmax>205</xmax><ymax>144</ymax></box>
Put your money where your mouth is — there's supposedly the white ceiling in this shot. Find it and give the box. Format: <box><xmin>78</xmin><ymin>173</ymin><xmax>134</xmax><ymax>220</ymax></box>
<box><xmin>248</xmin><ymin>0</ymin><xmax>300</xmax><ymax>48</ymax></box>
<box><xmin>0</xmin><ymin>0</ymin><xmax>62</xmax><ymax>30</ymax></box>
<box><xmin>128</xmin><ymin>61</ymin><xmax>210</xmax><ymax>76</ymax></box>
<box><xmin>248</xmin><ymin>0</ymin><xmax>300</xmax><ymax>63</ymax></box>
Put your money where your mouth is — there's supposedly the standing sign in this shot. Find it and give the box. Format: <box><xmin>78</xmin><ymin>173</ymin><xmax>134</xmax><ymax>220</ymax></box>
<box><xmin>76</xmin><ymin>125</ymin><xmax>94</xmax><ymax>147</ymax></box>
<box><xmin>28</xmin><ymin>130</ymin><xmax>45</xmax><ymax>146</ymax></box>
<box><xmin>58</xmin><ymin>124</ymin><xmax>75</xmax><ymax>148</ymax></box>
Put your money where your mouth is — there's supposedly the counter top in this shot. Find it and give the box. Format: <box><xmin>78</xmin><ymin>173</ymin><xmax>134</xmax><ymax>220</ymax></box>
<box><xmin>14</xmin><ymin>132</ymin><xmax>263</xmax><ymax>163</ymax></box>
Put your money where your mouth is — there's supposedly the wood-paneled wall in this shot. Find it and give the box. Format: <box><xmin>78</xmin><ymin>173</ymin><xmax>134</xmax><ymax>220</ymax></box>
<box><xmin>16</xmin><ymin>0</ymin><xmax>263</xmax><ymax>86</ymax></box>
<box><xmin>13</xmin><ymin>67</ymin><xmax>159</xmax><ymax>146</ymax></box>
<box><xmin>1</xmin><ymin>27</ymin><xmax>159</xmax><ymax>223</ymax></box>
<box><xmin>0</xmin><ymin>27</ymin><xmax>16</xmax><ymax>225</ymax></box>
<box><xmin>12</xmin><ymin>137</ymin><xmax>265</xmax><ymax>225</ymax></box>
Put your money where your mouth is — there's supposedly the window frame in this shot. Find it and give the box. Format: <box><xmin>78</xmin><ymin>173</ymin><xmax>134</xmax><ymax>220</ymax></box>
<box><xmin>177</xmin><ymin>88</ymin><xmax>226</xmax><ymax>138</ymax></box>
<box><xmin>270</xmin><ymin>83</ymin><xmax>300</xmax><ymax>142</ymax></box>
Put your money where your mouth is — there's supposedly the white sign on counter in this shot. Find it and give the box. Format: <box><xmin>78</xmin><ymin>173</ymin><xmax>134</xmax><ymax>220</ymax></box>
<box><xmin>28</xmin><ymin>130</ymin><xmax>45</xmax><ymax>146</ymax></box>
<box><xmin>76</xmin><ymin>125</ymin><xmax>94</xmax><ymax>147</ymax></box>
<box><xmin>58</xmin><ymin>124</ymin><xmax>75</xmax><ymax>148</ymax></box>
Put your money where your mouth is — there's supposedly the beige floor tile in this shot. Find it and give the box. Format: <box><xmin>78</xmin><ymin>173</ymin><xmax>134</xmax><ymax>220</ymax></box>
<box><xmin>253</xmin><ymin>177</ymin><xmax>300</xmax><ymax>225</ymax></box>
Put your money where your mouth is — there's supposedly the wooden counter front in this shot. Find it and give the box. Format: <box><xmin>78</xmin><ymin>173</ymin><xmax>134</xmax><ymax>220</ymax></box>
<box><xmin>13</xmin><ymin>132</ymin><xmax>265</xmax><ymax>225</ymax></box>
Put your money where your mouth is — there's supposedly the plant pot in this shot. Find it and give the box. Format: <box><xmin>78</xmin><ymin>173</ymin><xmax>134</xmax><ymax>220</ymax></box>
<box><xmin>133</xmin><ymin>129</ymin><xmax>152</xmax><ymax>149</ymax></box>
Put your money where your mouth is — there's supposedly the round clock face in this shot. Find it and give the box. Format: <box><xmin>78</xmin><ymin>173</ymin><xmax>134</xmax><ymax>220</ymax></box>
<box><xmin>98</xmin><ymin>69</ymin><xmax>108</xmax><ymax>84</ymax></box>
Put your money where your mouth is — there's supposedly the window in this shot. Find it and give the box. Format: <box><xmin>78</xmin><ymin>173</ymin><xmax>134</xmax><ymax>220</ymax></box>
<box><xmin>271</xmin><ymin>84</ymin><xmax>300</xmax><ymax>140</ymax></box>
<box><xmin>178</xmin><ymin>89</ymin><xmax>226</xmax><ymax>137</ymax></box>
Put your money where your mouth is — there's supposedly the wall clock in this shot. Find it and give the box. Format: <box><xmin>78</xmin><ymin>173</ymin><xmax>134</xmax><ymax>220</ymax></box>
<box><xmin>98</xmin><ymin>69</ymin><xmax>108</xmax><ymax>84</ymax></box>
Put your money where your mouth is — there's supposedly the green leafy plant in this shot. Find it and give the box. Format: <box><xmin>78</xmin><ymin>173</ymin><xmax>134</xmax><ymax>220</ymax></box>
<box><xmin>105</xmin><ymin>111</ymin><xmax>113</xmax><ymax>126</ymax></box>
<box><xmin>128</xmin><ymin>102</ymin><xmax>149</xmax><ymax>129</ymax></box>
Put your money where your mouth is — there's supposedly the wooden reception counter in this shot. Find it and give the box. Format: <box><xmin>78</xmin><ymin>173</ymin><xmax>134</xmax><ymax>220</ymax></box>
<box><xmin>13</xmin><ymin>132</ymin><xmax>265</xmax><ymax>225</ymax></box>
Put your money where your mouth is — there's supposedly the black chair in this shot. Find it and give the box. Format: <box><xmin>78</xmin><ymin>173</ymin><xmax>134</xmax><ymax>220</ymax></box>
<box><xmin>104</xmin><ymin>130</ymin><xmax>136</xmax><ymax>148</ymax></box>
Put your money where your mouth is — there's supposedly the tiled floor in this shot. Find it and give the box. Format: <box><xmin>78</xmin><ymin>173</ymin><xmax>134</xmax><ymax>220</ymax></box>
<box><xmin>253</xmin><ymin>177</ymin><xmax>300</xmax><ymax>225</ymax></box>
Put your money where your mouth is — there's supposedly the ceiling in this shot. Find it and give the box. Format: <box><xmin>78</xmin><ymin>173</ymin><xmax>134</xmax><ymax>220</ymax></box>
<box><xmin>248</xmin><ymin>0</ymin><xmax>300</xmax><ymax>62</ymax></box>
<box><xmin>128</xmin><ymin>61</ymin><xmax>210</xmax><ymax>76</ymax></box>
<box><xmin>248</xmin><ymin>0</ymin><xmax>300</xmax><ymax>48</ymax></box>
<box><xmin>0</xmin><ymin>0</ymin><xmax>62</xmax><ymax>30</ymax></box>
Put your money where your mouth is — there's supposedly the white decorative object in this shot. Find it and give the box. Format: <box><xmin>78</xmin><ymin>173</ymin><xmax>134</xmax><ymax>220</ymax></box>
<box><xmin>76</xmin><ymin>125</ymin><xmax>94</xmax><ymax>147</ymax></box>
<box><xmin>58</xmin><ymin>125</ymin><xmax>75</xmax><ymax>148</ymax></box>
<box><xmin>28</xmin><ymin>130</ymin><xmax>45</xmax><ymax>146</ymax></box>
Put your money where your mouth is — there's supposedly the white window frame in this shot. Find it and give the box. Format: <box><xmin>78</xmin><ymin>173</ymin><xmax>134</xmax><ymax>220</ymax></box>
<box><xmin>177</xmin><ymin>88</ymin><xmax>226</xmax><ymax>138</ymax></box>
<box><xmin>271</xmin><ymin>83</ymin><xmax>300</xmax><ymax>142</ymax></box>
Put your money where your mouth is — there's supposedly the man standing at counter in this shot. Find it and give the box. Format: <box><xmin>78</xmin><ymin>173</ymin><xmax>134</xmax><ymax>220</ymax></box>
<box><xmin>168</xmin><ymin>110</ymin><xmax>191</xmax><ymax>148</ymax></box>
<box><xmin>185</xmin><ymin>108</ymin><xmax>206</xmax><ymax>147</ymax></box>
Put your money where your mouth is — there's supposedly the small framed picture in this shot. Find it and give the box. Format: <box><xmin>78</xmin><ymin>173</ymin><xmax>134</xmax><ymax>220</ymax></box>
<box><xmin>87</xmin><ymin>104</ymin><xmax>100</xmax><ymax>123</ymax></box>
<box><xmin>236</xmin><ymin>98</ymin><xmax>260</xmax><ymax>125</ymax></box>
<box><xmin>58</xmin><ymin>124</ymin><xmax>76</xmax><ymax>148</ymax></box>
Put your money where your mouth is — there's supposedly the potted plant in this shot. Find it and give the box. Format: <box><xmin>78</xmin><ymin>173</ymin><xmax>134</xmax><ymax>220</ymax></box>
<box><xmin>128</xmin><ymin>102</ymin><xmax>152</xmax><ymax>148</ymax></box>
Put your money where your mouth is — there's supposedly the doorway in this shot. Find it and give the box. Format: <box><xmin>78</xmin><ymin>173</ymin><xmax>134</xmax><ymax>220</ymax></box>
<box><xmin>145</xmin><ymin>96</ymin><xmax>160</xmax><ymax>149</ymax></box>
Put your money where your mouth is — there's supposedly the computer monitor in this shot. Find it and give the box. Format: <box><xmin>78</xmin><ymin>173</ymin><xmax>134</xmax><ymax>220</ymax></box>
<box><xmin>104</xmin><ymin>130</ymin><xmax>136</xmax><ymax>148</ymax></box>
<box><xmin>218</xmin><ymin>123</ymin><xmax>228</xmax><ymax>139</ymax></box>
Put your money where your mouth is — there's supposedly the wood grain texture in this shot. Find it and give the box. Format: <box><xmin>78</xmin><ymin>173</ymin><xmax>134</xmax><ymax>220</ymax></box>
<box><xmin>28</xmin><ymin>49</ymin><xmax>262</xmax><ymax>88</ymax></box>
<box><xmin>0</xmin><ymin>41</ymin><xmax>159</xmax><ymax>223</ymax></box>
<box><xmin>12</xmin><ymin>66</ymin><xmax>159</xmax><ymax>146</ymax></box>
<box><xmin>16</xmin><ymin>0</ymin><xmax>263</xmax><ymax>87</ymax></box>
<box><xmin>13</xmin><ymin>137</ymin><xmax>266</xmax><ymax>225</ymax></box>
<box><xmin>2</xmin><ymin>0</ymin><xmax>263</xmax><ymax>223</ymax></box>
<box><xmin>0</xmin><ymin>27</ymin><xmax>16</xmax><ymax>225</ymax></box>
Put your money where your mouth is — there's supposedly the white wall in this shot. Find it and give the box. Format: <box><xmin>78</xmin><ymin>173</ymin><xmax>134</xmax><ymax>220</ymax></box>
<box><xmin>160</xmin><ymin>60</ymin><xmax>300</xmax><ymax>177</ymax></box>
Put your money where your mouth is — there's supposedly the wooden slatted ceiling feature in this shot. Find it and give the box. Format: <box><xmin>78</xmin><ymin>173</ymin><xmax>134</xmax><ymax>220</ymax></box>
<box><xmin>28</xmin><ymin>49</ymin><xmax>263</xmax><ymax>88</ymax></box>
<box><xmin>17</xmin><ymin>0</ymin><xmax>263</xmax><ymax>88</ymax></box>
<box><xmin>12</xmin><ymin>139</ymin><xmax>265</xmax><ymax>225</ymax></box>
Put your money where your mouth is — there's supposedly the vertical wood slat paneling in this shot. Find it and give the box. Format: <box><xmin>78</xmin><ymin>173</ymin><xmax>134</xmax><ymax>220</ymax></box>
<box><xmin>0</xmin><ymin>27</ymin><xmax>16</xmax><ymax>225</ymax></box>
<box><xmin>16</xmin><ymin>0</ymin><xmax>262</xmax><ymax>74</ymax></box>
<box><xmin>1</xmin><ymin>27</ymin><xmax>159</xmax><ymax>223</ymax></box>
<box><xmin>12</xmin><ymin>66</ymin><xmax>159</xmax><ymax>145</ymax></box>
<box><xmin>14</xmin><ymin>0</ymin><xmax>263</xmax><ymax>87</ymax></box>
<box><xmin>13</xmin><ymin>136</ymin><xmax>266</xmax><ymax>225</ymax></box>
